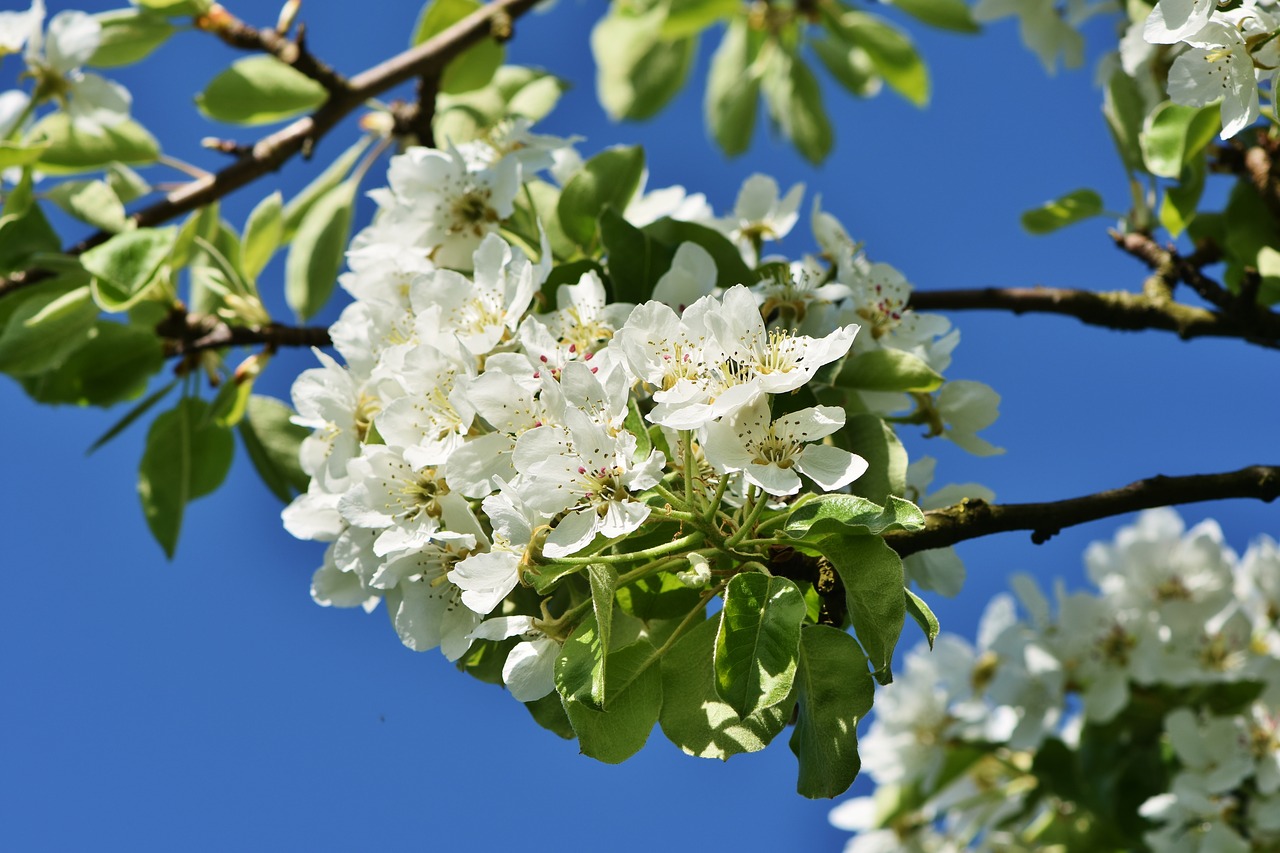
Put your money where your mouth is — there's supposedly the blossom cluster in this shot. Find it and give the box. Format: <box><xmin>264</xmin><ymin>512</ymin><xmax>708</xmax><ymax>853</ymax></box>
<box><xmin>0</xmin><ymin>0</ymin><xmax>131</xmax><ymax>139</ymax></box>
<box><xmin>1139</xmin><ymin>0</ymin><xmax>1280</xmax><ymax>138</ymax></box>
<box><xmin>282</xmin><ymin>127</ymin><xmax>998</xmax><ymax>705</ymax></box>
<box><xmin>831</xmin><ymin>508</ymin><xmax>1280</xmax><ymax>852</ymax></box>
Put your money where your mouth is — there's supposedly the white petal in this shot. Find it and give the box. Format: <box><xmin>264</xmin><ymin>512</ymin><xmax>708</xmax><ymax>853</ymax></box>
<box><xmin>45</xmin><ymin>10</ymin><xmax>99</xmax><ymax>72</ymax></box>
<box><xmin>543</xmin><ymin>508</ymin><xmax>600</xmax><ymax>558</ymax></box>
<box><xmin>795</xmin><ymin>444</ymin><xmax>868</xmax><ymax>492</ymax></box>
<box><xmin>503</xmin><ymin>638</ymin><xmax>559</xmax><ymax>702</ymax></box>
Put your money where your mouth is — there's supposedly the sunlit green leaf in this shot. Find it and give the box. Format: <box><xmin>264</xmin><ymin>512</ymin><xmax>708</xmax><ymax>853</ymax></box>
<box><xmin>197</xmin><ymin>56</ymin><xmax>328</xmax><ymax>125</ymax></box>
<box><xmin>1021</xmin><ymin>189</ymin><xmax>1104</xmax><ymax>234</ymax></box>
<box><xmin>789</xmin><ymin>625</ymin><xmax>875</xmax><ymax>798</ymax></box>
<box><xmin>714</xmin><ymin>572</ymin><xmax>806</xmax><ymax>719</ymax></box>
<box><xmin>285</xmin><ymin>180</ymin><xmax>356</xmax><ymax>320</ymax></box>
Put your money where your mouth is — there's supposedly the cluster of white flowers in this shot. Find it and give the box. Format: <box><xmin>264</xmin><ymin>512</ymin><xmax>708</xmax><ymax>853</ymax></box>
<box><xmin>1140</xmin><ymin>0</ymin><xmax>1280</xmax><ymax>138</ymax></box>
<box><xmin>831</xmin><ymin>508</ymin><xmax>1280</xmax><ymax>852</ymax></box>
<box><xmin>0</xmin><ymin>0</ymin><xmax>131</xmax><ymax>138</ymax></box>
<box><xmin>283</xmin><ymin>128</ymin><xmax>998</xmax><ymax>705</ymax></box>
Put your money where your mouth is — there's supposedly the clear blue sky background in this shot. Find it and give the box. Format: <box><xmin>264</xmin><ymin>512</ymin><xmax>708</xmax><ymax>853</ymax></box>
<box><xmin>2</xmin><ymin>2</ymin><xmax>1275</xmax><ymax>851</ymax></box>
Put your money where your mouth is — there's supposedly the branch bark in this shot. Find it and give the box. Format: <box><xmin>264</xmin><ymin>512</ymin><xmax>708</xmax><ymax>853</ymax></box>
<box><xmin>0</xmin><ymin>0</ymin><xmax>541</xmax><ymax>301</ymax></box>
<box><xmin>157</xmin><ymin>311</ymin><xmax>332</xmax><ymax>358</ymax></box>
<box><xmin>884</xmin><ymin>465</ymin><xmax>1280</xmax><ymax>557</ymax></box>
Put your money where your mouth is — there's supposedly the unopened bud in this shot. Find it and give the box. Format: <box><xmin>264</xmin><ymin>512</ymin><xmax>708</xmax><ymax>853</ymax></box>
<box><xmin>276</xmin><ymin>0</ymin><xmax>301</xmax><ymax>34</ymax></box>
<box><xmin>676</xmin><ymin>553</ymin><xmax>712</xmax><ymax>589</ymax></box>
<box><xmin>360</xmin><ymin>111</ymin><xmax>396</xmax><ymax>138</ymax></box>
<box><xmin>195</xmin><ymin>3</ymin><xmax>236</xmax><ymax>32</ymax></box>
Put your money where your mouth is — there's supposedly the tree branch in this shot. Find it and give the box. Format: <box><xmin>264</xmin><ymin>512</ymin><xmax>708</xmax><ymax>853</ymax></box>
<box><xmin>156</xmin><ymin>310</ymin><xmax>331</xmax><ymax>358</ymax></box>
<box><xmin>0</xmin><ymin>0</ymin><xmax>541</xmax><ymax>301</ymax></box>
<box><xmin>884</xmin><ymin>465</ymin><xmax>1280</xmax><ymax>557</ymax></box>
<box><xmin>198</xmin><ymin>7</ymin><xmax>350</xmax><ymax>95</ymax></box>
<box><xmin>907</xmin><ymin>285</ymin><xmax>1280</xmax><ymax>350</ymax></box>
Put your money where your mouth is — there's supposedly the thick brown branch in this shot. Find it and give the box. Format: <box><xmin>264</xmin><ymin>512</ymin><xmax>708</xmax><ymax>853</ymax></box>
<box><xmin>884</xmin><ymin>465</ymin><xmax>1280</xmax><ymax>557</ymax></box>
<box><xmin>157</xmin><ymin>310</ymin><xmax>331</xmax><ymax>358</ymax></box>
<box><xmin>907</xmin><ymin>286</ymin><xmax>1280</xmax><ymax>350</ymax></box>
<box><xmin>0</xmin><ymin>0</ymin><xmax>540</xmax><ymax>301</ymax></box>
<box><xmin>390</xmin><ymin>73</ymin><xmax>441</xmax><ymax>148</ymax></box>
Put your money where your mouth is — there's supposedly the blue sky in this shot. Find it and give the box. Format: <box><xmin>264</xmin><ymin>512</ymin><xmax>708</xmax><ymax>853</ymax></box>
<box><xmin>2</xmin><ymin>2</ymin><xmax>1276</xmax><ymax>850</ymax></box>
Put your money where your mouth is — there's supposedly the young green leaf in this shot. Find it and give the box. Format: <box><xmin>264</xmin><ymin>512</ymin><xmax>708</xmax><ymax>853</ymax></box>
<box><xmin>641</xmin><ymin>217</ymin><xmax>754</xmax><ymax>290</ymax></box>
<box><xmin>241</xmin><ymin>191</ymin><xmax>284</xmax><ymax>281</ymax></box>
<box><xmin>830</xmin><ymin>11</ymin><xmax>930</xmax><ymax>107</ymax></box>
<box><xmin>285</xmin><ymin>180</ymin><xmax>356</xmax><ymax>320</ymax></box>
<box><xmin>1159</xmin><ymin>157</ymin><xmax>1206</xmax><ymax>239</ymax></box>
<box><xmin>836</xmin><ymin>413</ymin><xmax>908</xmax><ymax>505</ymax></box>
<box><xmin>1020</xmin><ymin>189</ymin><xmax>1105</xmax><ymax>234</ymax></box>
<box><xmin>590</xmin><ymin>563</ymin><xmax>620</xmax><ymax>706</ymax></box>
<box><xmin>196</xmin><ymin>56</ymin><xmax>328</xmax><ymax>125</ymax></box>
<box><xmin>281</xmin><ymin>137</ymin><xmax>370</xmax><ymax>242</ymax></box>
<box><xmin>106</xmin><ymin>163</ymin><xmax>151</xmax><ymax>204</ymax></box>
<box><xmin>885</xmin><ymin>0</ymin><xmax>980</xmax><ymax>32</ymax></box>
<box><xmin>28</xmin><ymin>114</ymin><xmax>160</xmax><ymax>174</ymax></box>
<box><xmin>835</xmin><ymin>348</ymin><xmax>944</xmax><ymax>393</ymax></box>
<box><xmin>557</xmin><ymin>146</ymin><xmax>646</xmax><ymax>248</ymax></box>
<box><xmin>905</xmin><ymin>588</ymin><xmax>940</xmax><ymax>648</ymax></box>
<box><xmin>784</xmin><ymin>494</ymin><xmax>925</xmax><ymax>540</ymax></box>
<box><xmin>0</xmin><ymin>277</ymin><xmax>98</xmax><ymax>376</ymax></box>
<box><xmin>593</xmin><ymin>6</ymin><xmax>696</xmax><ymax>121</ymax></box>
<box><xmin>714</xmin><ymin>573</ymin><xmax>807</xmax><ymax>719</ymax></box>
<box><xmin>138</xmin><ymin>397</ymin><xmax>235</xmax><ymax>558</ymax></box>
<box><xmin>413</xmin><ymin>0</ymin><xmax>505</xmax><ymax>94</ymax></box>
<box><xmin>238</xmin><ymin>395</ymin><xmax>311</xmax><ymax>502</ymax></box>
<box><xmin>705</xmin><ymin>18</ymin><xmax>762</xmax><ymax>157</ymax></box>
<box><xmin>811</xmin><ymin>37</ymin><xmax>882</xmax><ymax>99</ymax></box>
<box><xmin>556</xmin><ymin>612</ymin><xmax>607</xmax><ymax>711</ymax></box>
<box><xmin>82</xmin><ymin>227</ymin><xmax>178</xmax><ymax>312</ymax></box>
<box><xmin>89</xmin><ymin>9</ymin><xmax>175</xmax><ymax>67</ymax></box>
<box><xmin>84</xmin><ymin>379</ymin><xmax>179</xmax><ymax>454</ymax></box>
<box><xmin>789</xmin><ymin>625</ymin><xmax>876</xmax><ymax>798</ymax></box>
<box><xmin>1140</xmin><ymin>103</ymin><xmax>1220</xmax><ymax>180</ymax></box>
<box><xmin>761</xmin><ymin>50</ymin><xmax>833</xmax><ymax>165</ymax></box>
<box><xmin>662</xmin><ymin>0</ymin><xmax>740</xmax><ymax>39</ymax></box>
<box><xmin>44</xmin><ymin>180</ymin><xmax>130</xmax><ymax>233</ymax></box>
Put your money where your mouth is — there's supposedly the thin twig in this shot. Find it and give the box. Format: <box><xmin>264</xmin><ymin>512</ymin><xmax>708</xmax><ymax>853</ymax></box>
<box><xmin>157</xmin><ymin>310</ymin><xmax>331</xmax><ymax>358</ymax></box>
<box><xmin>0</xmin><ymin>0</ymin><xmax>541</xmax><ymax>302</ymax></box>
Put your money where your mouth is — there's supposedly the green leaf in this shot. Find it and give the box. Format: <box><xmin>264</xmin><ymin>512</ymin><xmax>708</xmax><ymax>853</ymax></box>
<box><xmin>642</xmin><ymin>217</ymin><xmax>755</xmax><ymax>290</ymax></box>
<box><xmin>1159</xmin><ymin>156</ymin><xmax>1206</xmax><ymax>239</ymax></box>
<box><xmin>563</xmin><ymin>640</ymin><xmax>663</xmax><ymax>764</ymax></box>
<box><xmin>760</xmin><ymin>50</ymin><xmax>833</xmax><ymax>165</ymax></box>
<box><xmin>616</xmin><ymin>570</ymin><xmax>705</xmax><ymax>620</ymax></box>
<box><xmin>705</xmin><ymin>18</ymin><xmax>762</xmax><ymax>157</ymax></box>
<box><xmin>20</xmin><ymin>321</ymin><xmax>164</xmax><ymax>407</ymax></box>
<box><xmin>557</xmin><ymin>146</ymin><xmax>646</xmax><ymax>248</ymax></box>
<box><xmin>556</xmin><ymin>612</ymin><xmax>607</xmax><ymax>711</ymax></box>
<box><xmin>285</xmin><ymin>180</ymin><xmax>356</xmax><ymax>320</ymax></box>
<box><xmin>1140</xmin><ymin>102</ymin><xmax>1220</xmax><ymax>179</ymax></box>
<box><xmin>281</xmin><ymin>137</ymin><xmax>370</xmax><ymax>242</ymax></box>
<box><xmin>811</xmin><ymin>37</ymin><xmax>882</xmax><ymax>99</ymax></box>
<box><xmin>413</xmin><ymin>0</ymin><xmax>505</xmax><ymax>94</ymax></box>
<box><xmin>837</xmin><ymin>413</ymin><xmax>907</xmax><ymax>505</ymax></box>
<box><xmin>905</xmin><ymin>588</ymin><xmax>940</xmax><ymax>648</ymax></box>
<box><xmin>0</xmin><ymin>192</ymin><xmax>61</xmax><ymax>276</ymax></box>
<box><xmin>106</xmin><ymin>163</ymin><xmax>151</xmax><ymax>204</ymax></box>
<box><xmin>593</xmin><ymin>6</ymin><xmax>695</xmax><ymax>121</ymax></box>
<box><xmin>239</xmin><ymin>395</ymin><xmax>311</xmax><ymax>502</ymax></box>
<box><xmin>600</xmin><ymin>207</ymin><xmax>675</xmax><ymax>304</ymax></box>
<box><xmin>1223</xmin><ymin>182</ymin><xmax>1280</xmax><ymax>301</ymax></box>
<box><xmin>831</xmin><ymin>11</ymin><xmax>930</xmax><ymax>107</ymax></box>
<box><xmin>81</xmin><ymin>226</ymin><xmax>178</xmax><ymax>312</ymax></box>
<box><xmin>1103</xmin><ymin>69</ymin><xmax>1147</xmax><ymax>174</ymax></box>
<box><xmin>90</xmin><ymin>9</ymin><xmax>175</xmax><ymax>67</ymax></box>
<box><xmin>44</xmin><ymin>180</ymin><xmax>130</xmax><ymax>233</ymax></box>
<box><xmin>659</xmin><ymin>616</ymin><xmax>793</xmax><ymax>759</ymax></box>
<box><xmin>789</xmin><ymin>624</ymin><xmax>875</xmax><ymax>798</ymax></box>
<box><xmin>0</xmin><ymin>277</ymin><xmax>98</xmax><ymax>376</ymax></box>
<box><xmin>714</xmin><ymin>573</ymin><xmax>806</xmax><ymax>719</ymax></box>
<box><xmin>241</xmin><ymin>191</ymin><xmax>284</xmax><ymax>281</ymax></box>
<box><xmin>784</xmin><ymin>494</ymin><xmax>925</xmax><ymax>540</ymax></box>
<box><xmin>132</xmin><ymin>0</ymin><xmax>213</xmax><ymax>13</ymax></box>
<box><xmin>835</xmin><ymin>348</ymin><xmax>944</xmax><ymax>393</ymax></box>
<box><xmin>525</xmin><ymin>692</ymin><xmax>575</xmax><ymax>740</ymax></box>
<box><xmin>811</xmin><ymin>535</ymin><xmax>906</xmax><ymax>683</ymax></box>
<box><xmin>0</xmin><ymin>141</ymin><xmax>50</xmax><ymax>171</ymax></box>
<box><xmin>197</xmin><ymin>56</ymin><xmax>328</xmax><ymax>125</ymax></box>
<box><xmin>885</xmin><ymin>0</ymin><xmax>980</xmax><ymax>32</ymax></box>
<box><xmin>138</xmin><ymin>397</ymin><xmax>235</xmax><ymax>558</ymax></box>
<box><xmin>1020</xmin><ymin>189</ymin><xmax>1104</xmax><ymax>234</ymax></box>
<box><xmin>28</xmin><ymin>114</ymin><xmax>160</xmax><ymax>173</ymax></box>
<box><xmin>663</xmin><ymin>0</ymin><xmax>740</xmax><ymax>39</ymax></box>
<box><xmin>590</xmin><ymin>564</ymin><xmax>620</xmax><ymax>706</ymax></box>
